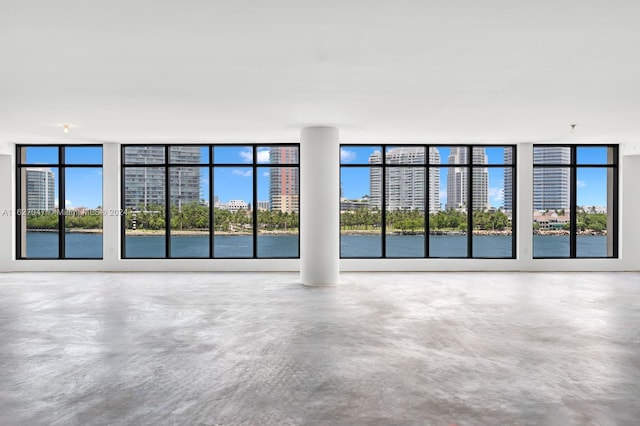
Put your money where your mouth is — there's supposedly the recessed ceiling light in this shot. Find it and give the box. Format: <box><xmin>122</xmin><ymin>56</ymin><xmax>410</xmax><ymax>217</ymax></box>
<box><xmin>62</xmin><ymin>123</ymin><xmax>70</xmax><ymax>133</ymax></box>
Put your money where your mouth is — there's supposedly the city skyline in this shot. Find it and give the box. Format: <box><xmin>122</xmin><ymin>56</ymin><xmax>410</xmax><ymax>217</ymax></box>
<box><xmin>342</xmin><ymin>146</ymin><xmax>505</xmax><ymax>211</ymax></box>
<box><xmin>341</xmin><ymin>146</ymin><xmax>610</xmax><ymax>209</ymax></box>
<box><xmin>21</xmin><ymin>145</ymin><xmax>611</xmax><ymax>209</ymax></box>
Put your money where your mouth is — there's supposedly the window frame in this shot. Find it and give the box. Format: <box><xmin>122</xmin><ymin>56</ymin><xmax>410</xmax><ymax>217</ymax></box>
<box><xmin>339</xmin><ymin>144</ymin><xmax>517</xmax><ymax>259</ymax></box>
<box><xmin>532</xmin><ymin>144</ymin><xmax>618</xmax><ymax>259</ymax></box>
<box><xmin>15</xmin><ymin>144</ymin><xmax>104</xmax><ymax>260</ymax></box>
<box><xmin>121</xmin><ymin>144</ymin><xmax>300</xmax><ymax>259</ymax></box>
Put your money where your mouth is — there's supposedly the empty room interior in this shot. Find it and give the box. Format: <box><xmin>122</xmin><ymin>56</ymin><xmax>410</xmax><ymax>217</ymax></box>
<box><xmin>1</xmin><ymin>1</ymin><xmax>640</xmax><ymax>424</ymax></box>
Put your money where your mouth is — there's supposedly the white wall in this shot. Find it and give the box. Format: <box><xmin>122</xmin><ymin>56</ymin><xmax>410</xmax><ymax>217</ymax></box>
<box><xmin>1</xmin><ymin>142</ymin><xmax>638</xmax><ymax>272</ymax></box>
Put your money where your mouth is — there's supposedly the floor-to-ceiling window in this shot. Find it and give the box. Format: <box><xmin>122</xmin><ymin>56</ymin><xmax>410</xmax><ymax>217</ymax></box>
<box><xmin>121</xmin><ymin>144</ymin><xmax>299</xmax><ymax>259</ymax></box>
<box><xmin>16</xmin><ymin>145</ymin><xmax>104</xmax><ymax>259</ymax></box>
<box><xmin>533</xmin><ymin>145</ymin><xmax>618</xmax><ymax>258</ymax></box>
<box><xmin>340</xmin><ymin>145</ymin><xmax>515</xmax><ymax>258</ymax></box>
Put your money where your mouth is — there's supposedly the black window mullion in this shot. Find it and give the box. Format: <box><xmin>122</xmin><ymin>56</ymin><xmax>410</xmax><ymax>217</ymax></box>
<box><xmin>381</xmin><ymin>145</ymin><xmax>386</xmax><ymax>258</ymax></box>
<box><xmin>120</xmin><ymin>146</ymin><xmax>126</xmax><ymax>258</ymax></box>
<box><xmin>59</xmin><ymin>146</ymin><xmax>65</xmax><ymax>259</ymax></box>
<box><xmin>569</xmin><ymin>147</ymin><xmax>577</xmax><ymax>258</ymax></box>
<box><xmin>209</xmin><ymin>147</ymin><xmax>214</xmax><ymax>258</ymax></box>
<box><xmin>612</xmin><ymin>149</ymin><xmax>619</xmax><ymax>258</ymax></box>
<box><xmin>15</xmin><ymin>146</ymin><xmax>23</xmax><ymax>259</ymax></box>
<box><xmin>467</xmin><ymin>162</ymin><xmax>473</xmax><ymax>258</ymax></box>
<box><xmin>252</xmin><ymin>145</ymin><xmax>258</xmax><ymax>258</ymax></box>
<box><xmin>424</xmin><ymin>152</ymin><xmax>429</xmax><ymax>258</ymax></box>
<box><xmin>511</xmin><ymin>148</ymin><xmax>517</xmax><ymax>259</ymax></box>
<box><xmin>164</xmin><ymin>146</ymin><xmax>171</xmax><ymax>258</ymax></box>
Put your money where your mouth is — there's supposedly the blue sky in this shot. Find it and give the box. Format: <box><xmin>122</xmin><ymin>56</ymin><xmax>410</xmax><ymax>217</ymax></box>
<box><xmin>22</xmin><ymin>145</ymin><xmax>611</xmax><ymax>209</ymax></box>
<box><xmin>341</xmin><ymin>146</ymin><xmax>611</xmax><ymax>208</ymax></box>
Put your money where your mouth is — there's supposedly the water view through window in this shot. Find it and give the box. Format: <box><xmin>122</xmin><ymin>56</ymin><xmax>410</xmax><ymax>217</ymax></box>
<box><xmin>340</xmin><ymin>145</ymin><xmax>515</xmax><ymax>258</ymax></box>
<box><xmin>533</xmin><ymin>145</ymin><xmax>617</xmax><ymax>258</ymax></box>
<box><xmin>17</xmin><ymin>145</ymin><xmax>103</xmax><ymax>259</ymax></box>
<box><xmin>122</xmin><ymin>145</ymin><xmax>299</xmax><ymax>259</ymax></box>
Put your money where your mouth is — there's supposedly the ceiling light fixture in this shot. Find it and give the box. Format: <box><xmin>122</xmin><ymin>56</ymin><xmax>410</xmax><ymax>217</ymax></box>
<box><xmin>62</xmin><ymin>123</ymin><xmax>70</xmax><ymax>133</ymax></box>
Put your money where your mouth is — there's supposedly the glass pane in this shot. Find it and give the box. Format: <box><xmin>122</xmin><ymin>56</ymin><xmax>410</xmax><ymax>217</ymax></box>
<box><xmin>576</xmin><ymin>168</ymin><xmax>613</xmax><ymax>257</ymax></box>
<box><xmin>434</xmin><ymin>146</ymin><xmax>469</xmax><ymax>165</ymax></box>
<box><xmin>504</xmin><ymin>166</ymin><xmax>514</xmax><ymax>213</ymax></box>
<box><xmin>385</xmin><ymin>146</ymin><xmax>425</xmax><ymax>164</ymax></box>
<box><xmin>474</xmin><ymin>146</ymin><xmax>513</xmax><ymax>165</ymax></box>
<box><xmin>427</xmin><ymin>146</ymin><xmax>441</xmax><ymax>166</ymax></box>
<box><xmin>21</xmin><ymin>146</ymin><xmax>58</xmax><ymax>165</ymax></box>
<box><xmin>169</xmin><ymin>167</ymin><xmax>209</xmax><ymax>258</ymax></box>
<box><xmin>65</xmin><ymin>146</ymin><xmax>103</xmax><ymax>164</ymax></box>
<box><xmin>123</xmin><ymin>168</ymin><xmax>166</xmax><ymax>258</ymax></box>
<box><xmin>213</xmin><ymin>167</ymin><xmax>253</xmax><ymax>258</ymax></box>
<box><xmin>429</xmin><ymin>167</ymin><xmax>468</xmax><ymax>257</ymax></box>
<box><xmin>21</xmin><ymin>167</ymin><xmax>59</xmax><ymax>258</ymax></box>
<box><xmin>123</xmin><ymin>167</ymin><xmax>166</xmax><ymax>210</ymax></box>
<box><xmin>577</xmin><ymin>146</ymin><xmax>612</xmax><ymax>165</ymax></box>
<box><xmin>533</xmin><ymin>166</ymin><xmax>571</xmax><ymax>257</ymax></box>
<box><xmin>340</xmin><ymin>167</ymin><xmax>382</xmax><ymax>257</ymax></box>
<box><xmin>385</xmin><ymin>166</ymin><xmax>425</xmax><ymax>257</ymax></box>
<box><xmin>532</xmin><ymin>167</ymin><xmax>570</xmax><ymax>211</ymax></box>
<box><xmin>213</xmin><ymin>146</ymin><xmax>253</xmax><ymax>164</ymax></box>
<box><xmin>123</xmin><ymin>146</ymin><xmax>166</xmax><ymax>164</ymax></box>
<box><xmin>472</xmin><ymin>167</ymin><xmax>512</xmax><ymax>258</ymax></box>
<box><xmin>257</xmin><ymin>146</ymin><xmax>299</xmax><ymax>164</ymax></box>
<box><xmin>340</xmin><ymin>146</ymin><xmax>382</xmax><ymax>164</ymax></box>
<box><xmin>257</xmin><ymin>167</ymin><xmax>299</xmax><ymax>258</ymax></box>
<box><xmin>533</xmin><ymin>146</ymin><xmax>570</xmax><ymax>165</ymax></box>
<box><xmin>169</xmin><ymin>146</ymin><xmax>208</xmax><ymax>164</ymax></box>
<box><xmin>64</xmin><ymin>168</ymin><xmax>103</xmax><ymax>258</ymax></box>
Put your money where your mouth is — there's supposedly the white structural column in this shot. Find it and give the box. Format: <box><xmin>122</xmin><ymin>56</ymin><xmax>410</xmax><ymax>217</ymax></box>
<box><xmin>102</xmin><ymin>142</ymin><xmax>120</xmax><ymax>266</ymax></box>
<box><xmin>300</xmin><ymin>126</ymin><xmax>340</xmax><ymax>285</ymax></box>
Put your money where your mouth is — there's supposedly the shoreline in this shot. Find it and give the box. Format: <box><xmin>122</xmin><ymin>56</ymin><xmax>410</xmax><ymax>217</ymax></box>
<box><xmin>26</xmin><ymin>228</ymin><xmax>607</xmax><ymax>237</ymax></box>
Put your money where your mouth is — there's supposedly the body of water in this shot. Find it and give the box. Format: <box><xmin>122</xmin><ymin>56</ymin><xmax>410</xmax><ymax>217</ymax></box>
<box><xmin>24</xmin><ymin>232</ymin><xmax>610</xmax><ymax>258</ymax></box>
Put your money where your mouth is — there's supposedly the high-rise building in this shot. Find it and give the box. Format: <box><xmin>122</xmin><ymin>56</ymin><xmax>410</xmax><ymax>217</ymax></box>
<box><xmin>504</xmin><ymin>149</ymin><xmax>513</xmax><ymax>212</ymax></box>
<box><xmin>369</xmin><ymin>150</ymin><xmax>382</xmax><ymax>210</ymax></box>
<box><xmin>445</xmin><ymin>148</ymin><xmax>489</xmax><ymax>211</ymax></box>
<box><xmin>123</xmin><ymin>146</ymin><xmax>201</xmax><ymax>209</ymax></box>
<box><xmin>533</xmin><ymin>146</ymin><xmax>570</xmax><ymax>210</ymax></box>
<box><xmin>368</xmin><ymin>147</ymin><xmax>440</xmax><ymax>213</ymax></box>
<box><xmin>428</xmin><ymin>148</ymin><xmax>440</xmax><ymax>213</ymax></box>
<box><xmin>269</xmin><ymin>147</ymin><xmax>299</xmax><ymax>213</ymax></box>
<box><xmin>26</xmin><ymin>168</ymin><xmax>55</xmax><ymax>211</ymax></box>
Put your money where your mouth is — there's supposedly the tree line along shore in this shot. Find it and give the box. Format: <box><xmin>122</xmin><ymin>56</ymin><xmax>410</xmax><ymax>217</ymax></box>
<box><xmin>23</xmin><ymin>205</ymin><xmax>608</xmax><ymax>236</ymax></box>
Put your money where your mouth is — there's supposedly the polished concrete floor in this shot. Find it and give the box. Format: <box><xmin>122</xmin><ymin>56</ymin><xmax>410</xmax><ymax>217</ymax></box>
<box><xmin>0</xmin><ymin>272</ymin><xmax>639</xmax><ymax>425</ymax></box>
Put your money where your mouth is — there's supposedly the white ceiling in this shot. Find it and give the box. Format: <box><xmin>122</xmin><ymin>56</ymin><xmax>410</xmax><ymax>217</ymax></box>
<box><xmin>1</xmin><ymin>0</ymin><xmax>639</xmax><ymax>145</ymax></box>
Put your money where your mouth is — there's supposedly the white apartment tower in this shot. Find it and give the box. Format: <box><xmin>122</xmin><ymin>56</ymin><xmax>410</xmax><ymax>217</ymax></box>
<box><xmin>445</xmin><ymin>148</ymin><xmax>489</xmax><ymax>211</ymax></box>
<box><xmin>368</xmin><ymin>147</ymin><xmax>440</xmax><ymax>213</ymax></box>
<box><xmin>533</xmin><ymin>146</ymin><xmax>571</xmax><ymax>210</ymax></box>
<box><xmin>503</xmin><ymin>148</ymin><xmax>513</xmax><ymax>212</ymax></box>
<box><xmin>123</xmin><ymin>146</ymin><xmax>201</xmax><ymax>210</ymax></box>
<box><xmin>26</xmin><ymin>168</ymin><xmax>55</xmax><ymax>211</ymax></box>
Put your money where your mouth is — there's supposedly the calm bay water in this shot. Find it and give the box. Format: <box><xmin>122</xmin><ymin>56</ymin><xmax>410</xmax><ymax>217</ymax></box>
<box><xmin>25</xmin><ymin>232</ymin><xmax>610</xmax><ymax>258</ymax></box>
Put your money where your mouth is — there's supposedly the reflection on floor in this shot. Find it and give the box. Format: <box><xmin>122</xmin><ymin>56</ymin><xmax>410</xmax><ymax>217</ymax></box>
<box><xmin>0</xmin><ymin>272</ymin><xmax>639</xmax><ymax>425</ymax></box>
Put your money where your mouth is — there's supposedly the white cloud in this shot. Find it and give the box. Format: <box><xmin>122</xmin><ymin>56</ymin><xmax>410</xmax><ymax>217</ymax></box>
<box><xmin>263</xmin><ymin>171</ymin><xmax>270</xmax><ymax>177</ymax></box>
<box><xmin>340</xmin><ymin>148</ymin><xmax>356</xmax><ymax>163</ymax></box>
<box><xmin>65</xmin><ymin>199</ymin><xmax>72</xmax><ymax>207</ymax></box>
<box><xmin>489</xmin><ymin>187</ymin><xmax>504</xmax><ymax>203</ymax></box>
<box><xmin>257</xmin><ymin>149</ymin><xmax>270</xmax><ymax>163</ymax></box>
<box><xmin>439</xmin><ymin>190</ymin><xmax>447</xmax><ymax>202</ymax></box>
<box><xmin>239</xmin><ymin>150</ymin><xmax>253</xmax><ymax>163</ymax></box>
<box><xmin>232</xmin><ymin>169</ymin><xmax>252</xmax><ymax>177</ymax></box>
<box><xmin>577</xmin><ymin>180</ymin><xmax>587</xmax><ymax>188</ymax></box>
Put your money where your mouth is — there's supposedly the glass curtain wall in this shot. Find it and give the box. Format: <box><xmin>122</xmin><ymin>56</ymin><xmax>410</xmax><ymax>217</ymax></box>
<box><xmin>122</xmin><ymin>144</ymin><xmax>299</xmax><ymax>259</ymax></box>
<box><xmin>340</xmin><ymin>145</ymin><xmax>515</xmax><ymax>258</ymax></box>
<box><xmin>533</xmin><ymin>145</ymin><xmax>618</xmax><ymax>258</ymax></box>
<box><xmin>16</xmin><ymin>145</ymin><xmax>104</xmax><ymax>259</ymax></box>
